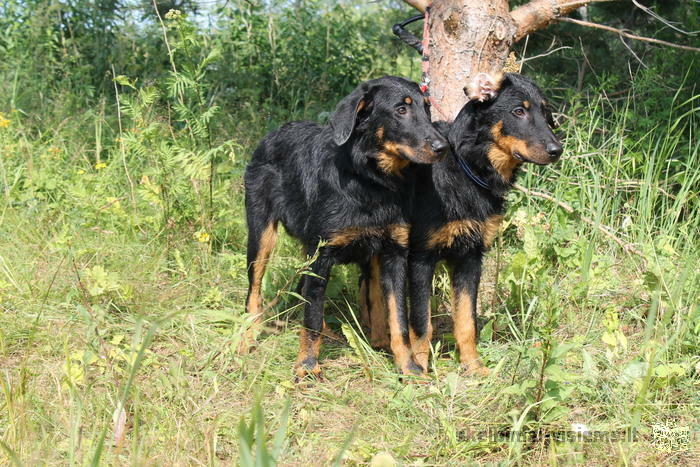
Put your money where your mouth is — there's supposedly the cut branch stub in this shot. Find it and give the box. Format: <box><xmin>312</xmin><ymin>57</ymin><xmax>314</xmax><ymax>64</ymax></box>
<box><xmin>511</xmin><ymin>0</ymin><xmax>615</xmax><ymax>42</ymax></box>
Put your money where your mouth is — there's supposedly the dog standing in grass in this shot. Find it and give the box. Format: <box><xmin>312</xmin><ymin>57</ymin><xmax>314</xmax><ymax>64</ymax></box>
<box><xmin>360</xmin><ymin>73</ymin><xmax>563</xmax><ymax>375</ymax></box>
<box><xmin>240</xmin><ymin>76</ymin><xmax>448</xmax><ymax>377</ymax></box>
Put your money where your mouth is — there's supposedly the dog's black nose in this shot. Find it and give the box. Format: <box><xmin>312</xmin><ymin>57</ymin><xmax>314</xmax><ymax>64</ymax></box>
<box><xmin>431</xmin><ymin>138</ymin><xmax>449</xmax><ymax>154</ymax></box>
<box><xmin>546</xmin><ymin>142</ymin><xmax>563</xmax><ymax>160</ymax></box>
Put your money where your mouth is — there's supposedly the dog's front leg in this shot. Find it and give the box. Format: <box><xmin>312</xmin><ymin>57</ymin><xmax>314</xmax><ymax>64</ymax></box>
<box><xmin>294</xmin><ymin>253</ymin><xmax>334</xmax><ymax>380</ymax></box>
<box><xmin>408</xmin><ymin>255</ymin><xmax>437</xmax><ymax>373</ymax></box>
<box><xmin>450</xmin><ymin>255</ymin><xmax>490</xmax><ymax>376</ymax></box>
<box><xmin>380</xmin><ymin>252</ymin><xmax>423</xmax><ymax>375</ymax></box>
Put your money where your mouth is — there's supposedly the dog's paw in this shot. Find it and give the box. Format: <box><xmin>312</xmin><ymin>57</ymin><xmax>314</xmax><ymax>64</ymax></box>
<box><xmin>294</xmin><ymin>358</ymin><xmax>323</xmax><ymax>383</ymax></box>
<box><xmin>412</xmin><ymin>353</ymin><xmax>430</xmax><ymax>375</ymax></box>
<box><xmin>398</xmin><ymin>359</ymin><xmax>425</xmax><ymax>377</ymax></box>
<box><xmin>236</xmin><ymin>335</ymin><xmax>257</xmax><ymax>355</ymax></box>
<box><xmin>460</xmin><ymin>361</ymin><xmax>490</xmax><ymax>377</ymax></box>
<box><xmin>370</xmin><ymin>335</ymin><xmax>392</xmax><ymax>353</ymax></box>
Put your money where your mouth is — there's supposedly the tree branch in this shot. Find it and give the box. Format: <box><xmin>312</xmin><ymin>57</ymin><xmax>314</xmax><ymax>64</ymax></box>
<box><xmin>400</xmin><ymin>0</ymin><xmax>429</xmax><ymax>13</ymax></box>
<box><xmin>558</xmin><ymin>17</ymin><xmax>700</xmax><ymax>53</ymax></box>
<box><xmin>631</xmin><ymin>0</ymin><xmax>698</xmax><ymax>36</ymax></box>
<box><xmin>511</xmin><ymin>0</ymin><xmax>615</xmax><ymax>42</ymax></box>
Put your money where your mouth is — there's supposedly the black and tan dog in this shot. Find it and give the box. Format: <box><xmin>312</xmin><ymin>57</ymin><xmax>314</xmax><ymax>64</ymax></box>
<box><xmin>360</xmin><ymin>73</ymin><xmax>562</xmax><ymax>375</ymax></box>
<box><xmin>240</xmin><ymin>76</ymin><xmax>448</xmax><ymax>377</ymax></box>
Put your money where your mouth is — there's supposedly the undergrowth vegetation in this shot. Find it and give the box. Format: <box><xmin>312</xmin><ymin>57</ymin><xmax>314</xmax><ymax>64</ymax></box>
<box><xmin>0</xmin><ymin>0</ymin><xmax>698</xmax><ymax>464</ymax></box>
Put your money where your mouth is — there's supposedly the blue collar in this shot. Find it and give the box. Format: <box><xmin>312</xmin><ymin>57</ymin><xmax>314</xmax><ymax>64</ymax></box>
<box><xmin>454</xmin><ymin>152</ymin><xmax>490</xmax><ymax>189</ymax></box>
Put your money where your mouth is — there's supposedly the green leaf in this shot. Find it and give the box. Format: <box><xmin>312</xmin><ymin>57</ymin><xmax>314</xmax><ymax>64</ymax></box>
<box><xmin>523</xmin><ymin>226</ymin><xmax>540</xmax><ymax>259</ymax></box>
<box><xmin>581</xmin><ymin>349</ymin><xmax>599</xmax><ymax>379</ymax></box>
<box><xmin>619</xmin><ymin>360</ymin><xmax>649</xmax><ymax>385</ymax></box>
<box><xmin>114</xmin><ymin>75</ymin><xmax>136</xmax><ymax>89</ymax></box>
<box><xmin>601</xmin><ymin>331</ymin><xmax>618</xmax><ymax>347</ymax></box>
<box><xmin>270</xmin><ymin>400</ymin><xmax>291</xmax><ymax>460</ymax></box>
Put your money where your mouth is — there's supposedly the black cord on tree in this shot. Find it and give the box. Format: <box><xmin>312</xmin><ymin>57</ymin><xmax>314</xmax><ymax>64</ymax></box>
<box><xmin>392</xmin><ymin>14</ymin><xmax>425</xmax><ymax>55</ymax></box>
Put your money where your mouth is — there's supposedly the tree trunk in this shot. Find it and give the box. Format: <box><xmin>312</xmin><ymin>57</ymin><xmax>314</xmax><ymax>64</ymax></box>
<box><xmin>427</xmin><ymin>0</ymin><xmax>515</xmax><ymax>120</ymax></box>
<box><xmin>402</xmin><ymin>0</ymin><xmax>615</xmax><ymax>121</ymax></box>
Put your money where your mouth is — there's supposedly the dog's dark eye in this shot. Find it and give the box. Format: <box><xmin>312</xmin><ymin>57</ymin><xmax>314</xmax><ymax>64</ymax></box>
<box><xmin>396</xmin><ymin>106</ymin><xmax>408</xmax><ymax>115</ymax></box>
<box><xmin>512</xmin><ymin>107</ymin><xmax>526</xmax><ymax>118</ymax></box>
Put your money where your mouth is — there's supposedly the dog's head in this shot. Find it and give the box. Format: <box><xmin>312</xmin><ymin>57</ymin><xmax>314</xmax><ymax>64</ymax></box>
<box><xmin>454</xmin><ymin>73</ymin><xmax>562</xmax><ymax>181</ymax></box>
<box><xmin>330</xmin><ymin>76</ymin><xmax>448</xmax><ymax>176</ymax></box>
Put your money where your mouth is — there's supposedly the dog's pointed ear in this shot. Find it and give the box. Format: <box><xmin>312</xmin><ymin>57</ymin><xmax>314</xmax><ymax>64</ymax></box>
<box><xmin>330</xmin><ymin>84</ymin><xmax>372</xmax><ymax>146</ymax></box>
<box><xmin>464</xmin><ymin>72</ymin><xmax>505</xmax><ymax>102</ymax></box>
<box><xmin>449</xmin><ymin>100</ymin><xmax>477</xmax><ymax>143</ymax></box>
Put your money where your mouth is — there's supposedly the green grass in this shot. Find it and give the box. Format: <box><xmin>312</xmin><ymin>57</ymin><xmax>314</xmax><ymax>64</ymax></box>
<box><xmin>1</xmin><ymin>7</ymin><xmax>698</xmax><ymax>463</ymax></box>
<box><xmin>1</xmin><ymin>83</ymin><xmax>698</xmax><ymax>465</ymax></box>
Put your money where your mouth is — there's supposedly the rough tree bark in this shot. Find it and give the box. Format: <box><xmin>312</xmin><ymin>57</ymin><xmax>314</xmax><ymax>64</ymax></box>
<box><xmin>402</xmin><ymin>0</ymin><xmax>616</xmax><ymax>120</ymax></box>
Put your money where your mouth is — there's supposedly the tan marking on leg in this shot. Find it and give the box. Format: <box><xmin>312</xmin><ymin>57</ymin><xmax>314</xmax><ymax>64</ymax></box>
<box><xmin>427</xmin><ymin>219</ymin><xmax>481</xmax><ymax>249</ymax></box>
<box><xmin>388</xmin><ymin>224</ymin><xmax>410</xmax><ymax>248</ymax></box>
<box><xmin>328</xmin><ymin>226</ymin><xmax>381</xmax><ymax>247</ymax></box>
<box><xmin>321</xmin><ymin>320</ymin><xmax>341</xmax><ymax>341</ymax></box>
<box><xmin>409</xmin><ymin>321</ymin><xmax>432</xmax><ymax>374</ymax></box>
<box><xmin>239</xmin><ymin>222</ymin><xmax>278</xmax><ymax>354</ymax></box>
<box><xmin>368</xmin><ymin>257</ymin><xmax>390</xmax><ymax>350</ymax></box>
<box><xmin>386</xmin><ymin>293</ymin><xmax>415</xmax><ymax>375</ymax></box>
<box><xmin>329</xmin><ymin>225</ymin><xmax>409</xmax><ymax>248</ymax></box>
<box><xmin>482</xmin><ymin>214</ymin><xmax>504</xmax><ymax>248</ymax></box>
<box><xmin>294</xmin><ymin>328</ymin><xmax>322</xmax><ymax>378</ymax></box>
<box><xmin>452</xmin><ymin>288</ymin><xmax>489</xmax><ymax>376</ymax></box>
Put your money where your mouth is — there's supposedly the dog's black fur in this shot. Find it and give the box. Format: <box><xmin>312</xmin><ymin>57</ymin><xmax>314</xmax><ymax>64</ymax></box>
<box><xmin>360</xmin><ymin>73</ymin><xmax>563</xmax><ymax>375</ymax></box>
<box><xmin>240</xmin><ymin>76</ymin><xmax>448</xmax><ymax>377</ymax></box>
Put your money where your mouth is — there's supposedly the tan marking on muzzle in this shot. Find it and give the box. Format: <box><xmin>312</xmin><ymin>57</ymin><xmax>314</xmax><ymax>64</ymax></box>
<box><xmin>377</xmin><ymin>141</ymin><xmax>412</xmax><ymax>177</ymax></box>
<box><xmin>488</xmin><ymin>121</ymin><xmax>529</xmax><ymax>181</ymax></box>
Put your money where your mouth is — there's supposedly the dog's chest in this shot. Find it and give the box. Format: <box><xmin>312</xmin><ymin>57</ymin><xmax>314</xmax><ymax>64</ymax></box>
<box><xmin>327</xmin><ymin>224</ymin><xmax>409</xmax><ymax>252</ymax></box>
<box><xmin>423</xmin><ymin>215</ymin><xmax>503</xmax><ymax>252</ymax></box>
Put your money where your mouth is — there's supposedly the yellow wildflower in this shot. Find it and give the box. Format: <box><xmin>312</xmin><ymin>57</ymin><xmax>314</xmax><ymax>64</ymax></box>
<box><xmin>77</xmin><ymin>169</ymin><xmax>86</xmax><ymax>175</ymax></box>
<box><xmin>165</xmin><ymin>9</ymin><xmax>182</xmax><ymax>20</ymax></box>
<box><xmin>194</xmin><ymin>230</ymin><xmax>210</xmax><ymax>243</ymax></box>
<box><xmin>95</xmin><ymin>162</ymin><xmax>107</xmax><ymax>170</ymax></box>
<box><xmin>0</xmin><ymin>114</ymin><xmax>10</xmax><ymax>129</ymax></box>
